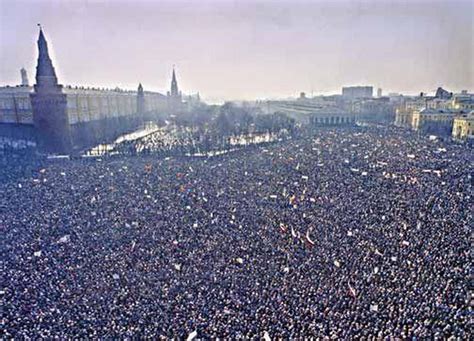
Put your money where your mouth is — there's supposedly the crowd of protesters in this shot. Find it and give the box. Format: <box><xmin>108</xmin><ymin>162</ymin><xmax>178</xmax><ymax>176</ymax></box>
<box><xmin>109</xmin><ymin>124</ymin><xmax>286</xmax><ymax>157</ymax></box>
<box><xmin>1</xmin><ymin>125</ymin><xmax>471</xmax><ymax>338</ymax></box>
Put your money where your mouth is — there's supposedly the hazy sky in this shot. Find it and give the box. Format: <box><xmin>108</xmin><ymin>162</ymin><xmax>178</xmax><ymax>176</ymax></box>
<box><xmin>0</xmin><ymin>0</ymin><xmax>472</xmax><ymax>102</ymax></box>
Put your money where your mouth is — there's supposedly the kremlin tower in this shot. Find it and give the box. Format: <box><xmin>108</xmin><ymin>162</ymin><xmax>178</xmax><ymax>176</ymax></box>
<box><xmin>30</xmin><ymin>26</ymin><xmax>72</xmax><ymax>153</ymax></box>
<box><xmin>167</xmin><ymin>67</ymin><xmax>182</xmax><ymax>114</ymax></box>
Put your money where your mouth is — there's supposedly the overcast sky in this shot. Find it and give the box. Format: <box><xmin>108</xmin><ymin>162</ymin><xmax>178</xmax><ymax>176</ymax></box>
<box><xmin>0</xmin><ymin>0</ymin><xmax>472</xmax><ymax>102</ymax></box>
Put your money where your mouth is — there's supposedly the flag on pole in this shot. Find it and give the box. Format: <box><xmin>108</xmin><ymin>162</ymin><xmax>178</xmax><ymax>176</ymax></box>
<box><xmin>305</xmin><ymin>230</ymin><xmax>315</xmax><ymax>248</ymax></box>
<box><xmin>58</xmin><ymin>235</ymin><xmax>70</xmax><ymax>244</ymax></box>
<box><xmin>348</xmin><ymin>282</ymin><xmax>357</xmax><ymax>298</ymax></box>
<box><xmin>291</xmin><ymin>226</ymin><xmax>297</xmax><ymax>238</ymax></box>
<box><xmin>186</xmin><ymin>330</ymin><xmax>197</xmax><ymax>341</ymax></box>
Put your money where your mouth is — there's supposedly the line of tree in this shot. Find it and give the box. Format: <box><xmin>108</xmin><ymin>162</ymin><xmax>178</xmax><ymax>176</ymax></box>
<box><xmin>174</xmin><ymin>101</ymin><xmax>296</xmax><ymax>138</ymax></box>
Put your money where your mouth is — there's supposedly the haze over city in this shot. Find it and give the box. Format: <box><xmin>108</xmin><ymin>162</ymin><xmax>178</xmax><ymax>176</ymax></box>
<box><xmin>1</xmin><ymin>0</ymin><xmax>473</xmax><ymax>339</ymax></box>
<box><xmin>1</xmin><ymin>0</ymin><xmax>472</xmax><ymax>103</ymax></box>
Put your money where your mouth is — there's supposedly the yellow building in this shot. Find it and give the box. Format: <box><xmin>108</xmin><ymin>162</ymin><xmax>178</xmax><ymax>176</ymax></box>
<box><xmin>395</xmin><ymin>98</ymin><xmax>426</xmax><ymax>128</ymax></box>
<box><xmin>394</xmin><ymin>108</ymin><xmax>413</xmax><ymax>127</ymax></box>
<box><xmin>0</xmin><ymin>85</ymin><xmax>167</xmax><ymax>126</ymax></box>
<box><xmin>452</xmin><ymin>112</ymin><xmax>474</xmax><ymax>140</ymax></box>
<box><xmin>0</xmin><ymin>86</ymin><xmax>34</xmax><ymax>124</ymax></box>
<box><xmin>451</xmin><ymin>92</ymin><xmax>474</xmax><ymax>111</ymax></box>
<box><xmin>411</xmin><ymin>108</ymin><xmax>457</xmax><ymax>135</ymax></box>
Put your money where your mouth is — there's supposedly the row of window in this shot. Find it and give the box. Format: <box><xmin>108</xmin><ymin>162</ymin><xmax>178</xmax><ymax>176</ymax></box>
<box><xmin>0</xmin><ymin>112</ymin><xmax>33</xmax><ymax>124</ymax></box>
<box><xmin>0</xmin><ymin>98</ymin><xmax>32</xmax><ymax>110</ymax></box>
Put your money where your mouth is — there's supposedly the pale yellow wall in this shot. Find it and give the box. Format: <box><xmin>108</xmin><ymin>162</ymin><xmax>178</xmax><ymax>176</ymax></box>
<box><xmin>452</xmin><ymin>118</ymin><xmax>474</xmax><ymax>139</ymax></box>
<box><xmin>0</xmin><ymin>92</ymin><xmax>34</xmax><ymax>124</ymax></box>
<box><xmin>2</xmin><ymin>88</ymin><xmax>167</xmax><ymax>126</ymax></box>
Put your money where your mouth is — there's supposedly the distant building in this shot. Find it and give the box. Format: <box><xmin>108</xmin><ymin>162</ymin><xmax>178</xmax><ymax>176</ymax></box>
<box><xmin>29</xmin><ymin>27</ymin><xmax>73</xmax><ymax>152</ymax></box>
<box><xmin>388</xmin><ymin>95</ymin><xmax>406</xmax><ymax>107</ymax></box>
<box><xmin>451</xmin><ymin>92</ymin><xmax>474</xmax><ymax>111</ymax></box>
<box><xmin>183</xmin><ymin>93</ymin><xmax>202</xmax><ymax>111</ymax></box>
<box><xmin>452</xmin><ymin>112</ymin><xmax>474</xmax><ymax>140</ymax></box>
<box><xmin>394</xmin><ymin>96</ymin><xmax>427</xmax><ymax>128</ymax></box>
<box><xmin>167</xmin><ymin>67</ymin><xmax>183</xmax><ymax>114</ymax></box>
<box><xmin>411</xmin><ymin>108</ymin><xmax>461</xmax><ymax>135</ymax></box>
<box><xmin>0</xmin><ymin>27</ymin><xmax>168</xmax><ymax>153</ymax></box>
<box><xmin>435</xmin><ymin>87</ymin><xmax>452</xmax><ymax>100</ymax></box>
<box><xmin>259</xmin><ymin>99</ymin><xmax>355</xmax><ymax>126</ymax></box>
<box><xmin>342</xmin><ymin>86</ymin><xmax>373</xmax><ymax>99</ymax></box>
<box><xmin>395</xmin><ymin>89</ymin><xmax>474</xmax><ymax>134</ymax></box>
<box><xmin>377</xmin><ymin>88</ymin><xmax>382</xmax><ymax>97</ymax></box>
<box><xmin>352</xmin><ymin>97</ymin><xmax>395</xmax><ymax>123</ymax></box>
<box><xmin>395</xmin><ymin>108</ymin><xmax>413</xmax><ymax>128</ymax></box>
<box><xmin>137</xmin><ymin>83</ymin><xmax>145</xmax><ymax>115</ymax></box>
<box><xmin>0</xmin><ymin>85</ymin><xmax>33</xmax><ymax>123</ymax></box>
<box><xmin>20</xmin><ymin>68</ymin><xmax>29</xmax><ymax>86</ymax></box>
<box><xmin>425</xmin><ymin>97</ymin><xmax>451</xmax><ymax>110</ymax></box>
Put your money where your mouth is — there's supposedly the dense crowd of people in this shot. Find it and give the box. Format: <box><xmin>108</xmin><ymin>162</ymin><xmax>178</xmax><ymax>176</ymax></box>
<box><xmin>1</xmin><ymin>126</ymin><xmax>471</xmax><ymax>338</ymax></box>
<box><xmin>112</xmin><ymin>125</ymin><xmax>198</xmax><ymax>156</ymax></box>
<box><xmin>110</xmin><ymin>124</ymin><xmax>284</xmax><ymax>157</ymax></box>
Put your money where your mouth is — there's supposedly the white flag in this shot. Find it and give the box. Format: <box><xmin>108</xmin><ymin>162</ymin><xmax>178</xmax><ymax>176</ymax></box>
<box><xmin>291</xmin><ymin>227</ymin><xmax>297</xmax><ymax>238</ymax></box>
<box><xmin>58</xmin><ymin>235</ymin><xmax>70</xmax><ymax>244</ymax></box>
<box><xmin>348</xmin><ymin>282</ymin><xmax>357</xmax><ymax>298</ymax></box>
<box><xmin>186</xmin><ymin>330</ymin><xmax>197</xmax><ymax>341</ymax></box>
<box><xmin>306</xmin><ymin>230</ymin><xmax>315</xmax><ymax>246</ymax></box>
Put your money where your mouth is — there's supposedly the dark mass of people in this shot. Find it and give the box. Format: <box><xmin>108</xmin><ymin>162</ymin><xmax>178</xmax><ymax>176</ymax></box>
<box><xmin>1</xmin><ymin>126</ymin><xmax>472</xmax><ymax>338</ymax></box>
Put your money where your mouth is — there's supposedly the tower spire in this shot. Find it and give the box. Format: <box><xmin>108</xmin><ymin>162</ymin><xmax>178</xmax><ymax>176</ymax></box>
<box><xmin>34</xmin><ymin>24</ymin><xmax>60</xmax><ymax>91</ymax></box>
<box><xmin>30</xmin><ymin>24</ymin><xmax>71</xmax><ymax>153</ymax></box>
<box><xmin>171</xmin><ymin>66</ymin><xmax>179</xmax><ymax>96</ymax></box>
<box><xmin>20</xmin><ymin>67</ymin><xmax>29</xmax><ymax>86</ymax></box>
<box><xmin>137</xmin><ymin>83</ymin><xmax>145</xmax><ymax>117</ymax></box>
